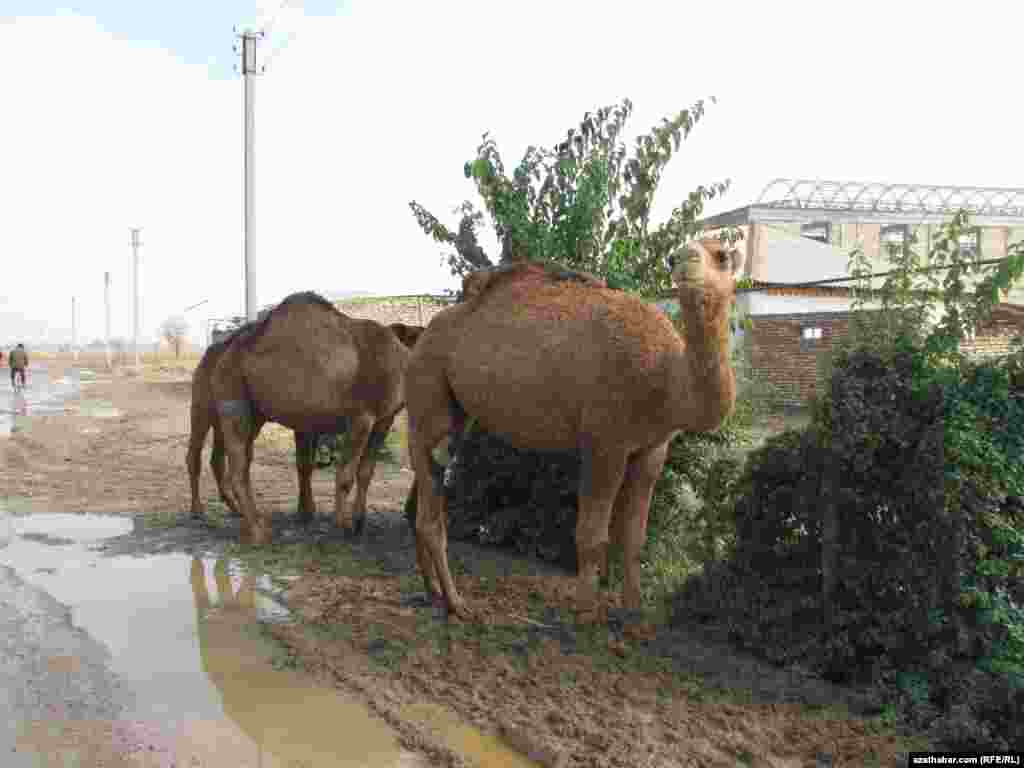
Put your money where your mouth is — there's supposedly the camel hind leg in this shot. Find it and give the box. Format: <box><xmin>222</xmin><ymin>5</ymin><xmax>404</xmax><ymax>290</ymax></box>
<box><xmin>209</xmin><ymin>419</ymin><xmax>241</xmax><ymax>517</ymax></box>
<box><xmin>187</xmin><ymin>398</ymin><xmax>210</xmax><ymax>518</ymax></box>
<box><xmin>243</xmin><ymin>416</ymin><xmax>264</xmax><ymax>522</ymax></box>
<box><xmin>218</xmin><ymin>400</ymin><xmax>269</xmax><ymax>546</ymax></box>
<box><xmin>617</xmin><ymin>442</ymin><xmax>668</xmax><ymax>611</ymax></box>
<box><xmin>574</xmin><ymin>440</ymin><xmax>629</xmax><ymax>622</ymax></box>
<box><xmin>334</xmin><ymin>412</ymin><xmax>374</xmax><ymax>537</ymax></box>
<box><xmin>407</xmin><ymin>379</ymin><xmax>465</xmax><ymax>616</ymax></box>
<box><xmin>346</xmin><ymin>414</ymin><xmax>397</xmax><ymax>538</ymax></box>
<box><xmin>294</xmin><ymin>431</ymin><xmax>318</xmax><ymax>523</ymax></box>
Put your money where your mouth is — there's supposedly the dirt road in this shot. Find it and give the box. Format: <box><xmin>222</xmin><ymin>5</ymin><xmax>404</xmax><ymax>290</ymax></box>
<box><xmin>0</xmin><ymin>358</ymin><xmax>929</xmax><ymax>767</ymax></box>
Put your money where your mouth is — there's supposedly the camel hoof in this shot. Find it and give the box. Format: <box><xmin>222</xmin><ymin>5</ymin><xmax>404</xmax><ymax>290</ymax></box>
<box><xmin>431</xmin><ymin>593</ymin><xmax>449</xmax><ymax>619</ymax></box>
<box><xmin>623</xmin><ymin>621</ymin><xmax>657</xmax><ymax>643</ymax></box>
<box><xmin>446</xmin><ymin>597</ymin><xmax>472</xmax><ymax>622</ymax></box>
<box><xmin>339</xmin><ymin>514</ymin><xmax>365</xmax><ymax>540</ymax></box>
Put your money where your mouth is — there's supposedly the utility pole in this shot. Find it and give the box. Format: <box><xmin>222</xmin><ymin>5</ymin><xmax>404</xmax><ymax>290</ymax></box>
<box><xmin>130</xmin><ymin>227</ymin><xmax>142</xmax><ymax>367</ymax></box>
<box><xmin>71</xmin><ymin>296</ymin><xmax>78</xmax><ymax>362</ymax></box>
<box><xmin>235</xmin><ymin>27</ymin><xmax>264</xmax><ymax>322</ymax></box>
<box><xmin>104</xmin><ymin>272</ymin><xmax>112</xmax><ymax>370</ymax></box>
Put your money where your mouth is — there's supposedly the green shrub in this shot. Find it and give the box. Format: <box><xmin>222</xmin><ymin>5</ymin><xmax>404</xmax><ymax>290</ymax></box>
<box><xmin>671</xmin><ymin>212</ymin><xmax>1024</xmax><ymax>747</ymax></box>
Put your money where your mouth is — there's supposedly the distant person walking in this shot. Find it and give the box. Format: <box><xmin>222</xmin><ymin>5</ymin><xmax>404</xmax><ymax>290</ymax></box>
<box><xmin>10</xmin><ymin>343</ymin><xmax>28</xmax><ymax>390</ymax></box>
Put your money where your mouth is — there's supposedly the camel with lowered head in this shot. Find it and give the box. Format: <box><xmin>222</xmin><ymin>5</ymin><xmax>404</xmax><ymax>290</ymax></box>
<box><xmin>186</xmin><ymin>321</ymin><xmax>423</xmax><ymax>522</ymax></box>
<box><xmin>208</xmin><ymin>291</ymin><xmax>423</xmax><ymax>545</ymax></box>
<box><xmin>405</xmin><ymin>238</ymin><xmax>745</xmax><ymax>623</ymax></box>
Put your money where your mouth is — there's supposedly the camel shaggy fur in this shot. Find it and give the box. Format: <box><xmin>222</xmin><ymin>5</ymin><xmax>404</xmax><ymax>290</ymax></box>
<box><xmin>202</xmin><ymin>293</ymin><xmax>422</xmax><ymax>545</ymax></box>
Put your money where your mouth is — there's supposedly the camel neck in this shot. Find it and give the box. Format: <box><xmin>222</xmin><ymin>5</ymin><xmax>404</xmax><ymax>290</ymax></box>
<box><xmin>671</xmin><ymin>296</ymin><xmax>736</xmax><ymax>432</ymax></box>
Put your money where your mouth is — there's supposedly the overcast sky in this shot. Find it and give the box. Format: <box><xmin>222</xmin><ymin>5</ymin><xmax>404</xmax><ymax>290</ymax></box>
<box><xmin>0</xmin><ymin>0</ymin><xmax>1020</xmax><ymax>347</ymax></box>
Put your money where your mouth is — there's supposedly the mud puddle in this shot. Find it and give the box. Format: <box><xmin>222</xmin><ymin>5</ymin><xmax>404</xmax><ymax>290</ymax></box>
<box><xmin>0</xmin><ymin>510</ymin><xmax>543</xmax><ymax>767</ymax></box>
<box><xmin>0</xmin><ymin>366</ymin><xmax>87</xmax><ymax>437</ymax></box>
<box><xmin>0</xmin><ymin>511</ymin><xmax>429</xmax><ymax>767</ymax></box>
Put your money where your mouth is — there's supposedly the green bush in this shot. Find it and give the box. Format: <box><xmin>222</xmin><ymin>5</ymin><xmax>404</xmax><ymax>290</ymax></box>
<box><xmin>439</xmin><ymin>429</ymin><xmax>581</xmax><ymax>571</ymax></box>
<box><xmin>673</xmin><ymin>340</ymin><xmax>1024</xmax><ymax>748</ymax></box>
<box><xmin>670</xmin><ymin>213</ymin><xmax>1024</xmax><ymax>747</ymax></box>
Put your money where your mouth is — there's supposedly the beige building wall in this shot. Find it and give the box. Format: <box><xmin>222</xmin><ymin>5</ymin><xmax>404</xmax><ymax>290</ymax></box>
<box><xmin>981</xmin><ymin>226</ymin><xmax>1008</xmax><ymax>260</ymax></box>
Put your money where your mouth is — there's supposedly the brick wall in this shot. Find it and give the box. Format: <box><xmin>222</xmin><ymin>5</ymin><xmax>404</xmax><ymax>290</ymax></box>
<box><xmin>750</xmin><ymin>305</ymin><xmax>1024</xmax><ymax>405</ymax></box>
<box><xmin>749</xmin><ymin>312</ymin><xmax>854</xmax><ymax>404</ymax></box>
<box><xmin>333</xmin><ymin>296</ymin><xmax>452</xmax><ymax>328</ymax></box>
<box><xmin>960</xmin><ymin>308</ymin><xmax>1024</xmax><ymax>360</ymax></box>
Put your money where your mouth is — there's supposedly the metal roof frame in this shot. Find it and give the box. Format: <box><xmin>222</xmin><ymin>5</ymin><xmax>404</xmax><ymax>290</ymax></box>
<box><xmin>698</xmin><ymin>178</ymin><xmax>1024</xmax><ymax>229</ymax></box>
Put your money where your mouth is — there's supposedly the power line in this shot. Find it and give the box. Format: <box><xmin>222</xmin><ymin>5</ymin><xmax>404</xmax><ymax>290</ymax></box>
<box><xmin>739</xmin><ymin>257</ymin><xmax>1013</xmax><ymax>293</ymax></box>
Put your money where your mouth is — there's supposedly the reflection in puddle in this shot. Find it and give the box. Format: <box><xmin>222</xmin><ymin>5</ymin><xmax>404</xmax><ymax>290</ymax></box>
<box><xmin>1</xmin><ymin>366</ymin><xmax>80</xmax><ymax>437</ymax></box>
<box><xmin>2</xmin><ymin>513</ymin><xmax>424</xmax><ymax>767</ymax></box>
<box><xmin>187</xmin><ymin>557</ymin><xmax>412</xmax><ymax>766</ymax></box>
<box><xmin>400</xmin><ymin>701</ymin><xmax>541</xmax><ymax>768</ymax></box>
<box><xmin>1</xmin><ymin>511</ymin><xmax>544</xmax><ymax>767</ymax></box>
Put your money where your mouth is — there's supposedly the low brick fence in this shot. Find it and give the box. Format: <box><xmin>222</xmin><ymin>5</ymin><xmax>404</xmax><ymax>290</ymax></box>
<box><xmin>333</xmin><ymin>295</ymin><xmax>453</xmax><ymax>328</ymax></box>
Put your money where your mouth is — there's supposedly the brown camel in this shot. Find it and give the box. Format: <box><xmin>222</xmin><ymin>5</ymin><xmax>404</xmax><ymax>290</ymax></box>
<box><xmin>187</xmin><ymin>322</ymin><xmax>264</xmax><ymax>519</ymax></box>
<box><xmin>205</xmin><ymin>294</ymin><xmax>422</xmax><ymax>545</ymax></box>
<box><xmin>405</xmin><ymin>238</ymin><xmax>745</xmax><ymax>622</ymax></box>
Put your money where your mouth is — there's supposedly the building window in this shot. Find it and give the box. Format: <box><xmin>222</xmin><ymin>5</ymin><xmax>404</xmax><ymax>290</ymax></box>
<box><xmin>799</xmin><ymin>325</ymin><xmax>823</xmax><ymax>353</ymax></box>
<box><xmin>881</xmin><ymin>224</ymin><xmax>910</xmax><ymax>254</ymax></box>
<box><xmin>801</xmin><ymin>221</ymin><xmax>831</xmax><ymax>244</ymax></box>
<box><xmin>959</xmin><ymin>228</ymin><xmax>980</xmax><ymax>259</ymax></box>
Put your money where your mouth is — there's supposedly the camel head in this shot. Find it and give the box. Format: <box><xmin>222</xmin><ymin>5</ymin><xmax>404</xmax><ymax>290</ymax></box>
<box><xmin>670</xmin><ymin>237</ymin><xmax>746</xmax><ymax>302</ymax></box>
<box><xmin>389</xmin><ymin>323</ymin><xmax>426</xmax><ymax>349</ymax></box>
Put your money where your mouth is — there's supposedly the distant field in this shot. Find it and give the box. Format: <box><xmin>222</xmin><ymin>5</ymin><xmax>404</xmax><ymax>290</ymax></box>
<box><xmin>38</xmin><ymin>350</ymin><xmax>202</xmax><ymax>375</ymax></box>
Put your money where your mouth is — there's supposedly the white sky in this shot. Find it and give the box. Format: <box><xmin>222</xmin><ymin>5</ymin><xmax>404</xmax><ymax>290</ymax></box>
<box><xmin>0</xmin><ymin>0</ymin><xmax>1020</xmax><ymax>347</ymax></box>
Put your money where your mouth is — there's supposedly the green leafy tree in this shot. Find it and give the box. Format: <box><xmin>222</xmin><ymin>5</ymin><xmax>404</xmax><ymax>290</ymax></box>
<box><xmin>409</xmin><ymin>97</ymin><xmax>731</xmax><ymax>297</ymax></box>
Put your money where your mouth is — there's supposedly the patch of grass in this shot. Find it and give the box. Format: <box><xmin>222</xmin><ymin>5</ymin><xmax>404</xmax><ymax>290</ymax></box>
<box><xmin>398</xmin><ymin>573</ymin><xmax>424</xmax><ymax>595</ymax></box>
<box><xmin>203</xmin><ymin>501</ymin><xmax>229</xmax><ymax>529</ymax></box>
<box><xmin>253</xmin><ymin>623</ymin><xmax>305</xmax><ymax>671</ymax></box>
<box><xmin>311</xmin><ymin>621</ymin><xmax>354</xmax><ymax>643</ymax></box>
<box><xmin>226</xmin><ymin>539</ymin><xmax>388</xmax><ymax>583</ymax></box>
<box><xmin>268</xmin><ymin>641</ymin><xmax>303</xmax><ymax>671</ymax></box>
<box><xmin>366</xmin><ymin>623</ymin><xmax>410</xmax><ymax>670</ymax></box>
<box><xmin>138</xmin><ymin>510</ymin><xmax>180</xmax><ymax>529</ymax></box>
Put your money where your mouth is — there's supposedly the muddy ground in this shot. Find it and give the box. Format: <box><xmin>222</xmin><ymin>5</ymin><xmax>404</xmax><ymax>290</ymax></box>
<box><xmin>2</xmin><ymin>357</ymin><xmax>933</xmax><ymax>767</ymax></box>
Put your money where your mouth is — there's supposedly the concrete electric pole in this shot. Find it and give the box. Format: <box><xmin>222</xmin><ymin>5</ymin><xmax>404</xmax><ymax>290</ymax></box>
<box><xmin>71</xmin><ymin>296</ymin><xmax>78</xmax><ymax>362</ymax></box>
<box><xmin>235</xmin><ymin>27</ymin><xmax>264</xmax><ymax>322</ymax></box>
<box><xmin>104</xmin><ymin>271</ymin><xmax>112</xmax><ymax>370</ymax></box>
<box><xmin>130</xmin><ymin>227</ymin><xmax>142</xmax><ymax>367</ymax></box>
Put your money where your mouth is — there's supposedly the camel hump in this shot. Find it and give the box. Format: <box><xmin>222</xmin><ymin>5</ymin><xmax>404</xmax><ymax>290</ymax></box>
<box><xmin>274</xmin><ymin>290</ymin><xmax>338</xmax><ymax>313</ymax></box>
<box><xmin>234</xmin><ymin>290</ymin><xmax>343</xmax><ymax>348</ymax></box>
<box><xmin>462</xmin><ymin>260</ymin><xmax>606</xmax><ymax>302</ymax></box>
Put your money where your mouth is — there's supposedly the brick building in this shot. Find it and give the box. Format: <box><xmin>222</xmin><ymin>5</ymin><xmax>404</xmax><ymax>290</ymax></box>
<box><xmin>696</xmin><ymin>179</ymin><xmax>1024</xmax><ymax>404</ymax></box>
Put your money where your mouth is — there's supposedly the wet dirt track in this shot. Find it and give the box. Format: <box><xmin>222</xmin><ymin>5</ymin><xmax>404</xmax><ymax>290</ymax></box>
<box><xmin>0</xmin><ymin>360</ymin><xmax>931</xmax><ymax>767</ymax></box>
<box><xmin>0</xmin><ymin>510</ymin><xmax>429</xmax><ymax>767</ymax></box>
